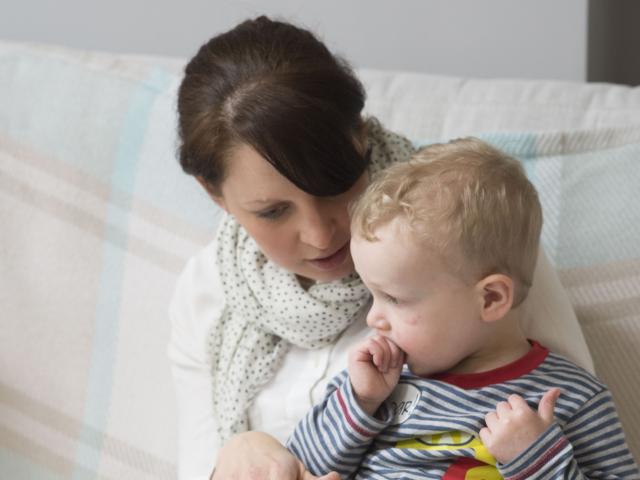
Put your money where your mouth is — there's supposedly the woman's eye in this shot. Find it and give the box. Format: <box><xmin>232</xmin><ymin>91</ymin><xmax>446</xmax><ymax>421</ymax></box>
<box><xmin>256</xmin><ymin>205</ymin><xmax>288</xmax><ymax>220</ymax></box>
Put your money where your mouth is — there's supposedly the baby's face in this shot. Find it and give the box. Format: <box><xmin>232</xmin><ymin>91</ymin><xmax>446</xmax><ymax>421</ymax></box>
<box><xmin>351</xmin><ymin>219</ymin><xmax>486</xmax><ymax>377</ymax></box>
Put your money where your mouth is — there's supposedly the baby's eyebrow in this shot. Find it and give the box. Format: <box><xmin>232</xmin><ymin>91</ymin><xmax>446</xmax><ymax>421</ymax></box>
<box><xmin>365</xmin><ymin>280</ymin><xmax>385</xmax><ymax>290</ymax></box>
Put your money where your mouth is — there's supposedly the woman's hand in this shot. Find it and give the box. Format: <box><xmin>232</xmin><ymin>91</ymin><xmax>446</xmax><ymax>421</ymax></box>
<box><xmin>212</xmin><ymin>431</ymin><xmax>340</xmax><ymax>480</ymax></box>
<box><xmin>348</xmin><ymin>335</ymin><xmax>405</xmax><ymax>416</ymax></box>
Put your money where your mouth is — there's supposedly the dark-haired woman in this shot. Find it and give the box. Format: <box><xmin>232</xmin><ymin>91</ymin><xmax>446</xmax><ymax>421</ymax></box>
<box><xmin>169</xmin><ymin>16</ymin><xmax>589</xmax><ymax>480</ymax></box>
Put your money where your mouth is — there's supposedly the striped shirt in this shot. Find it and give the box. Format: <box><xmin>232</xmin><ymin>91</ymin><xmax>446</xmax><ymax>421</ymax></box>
<box><xmin>287</xmin><ymin>341</ymin><xmax>639</xmax><ymax>479</ymax></box>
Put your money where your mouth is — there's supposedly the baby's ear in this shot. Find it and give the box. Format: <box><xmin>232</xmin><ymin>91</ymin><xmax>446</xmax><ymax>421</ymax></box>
<box><xmin>476</xmin><ymin>274</ymin><xmax>514</xmax><ymax>323</ymax></box>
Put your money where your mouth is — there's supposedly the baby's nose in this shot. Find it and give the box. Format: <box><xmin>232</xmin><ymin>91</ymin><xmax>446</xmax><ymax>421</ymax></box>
<box><xmin>366</xmin><ymin>314</ymin><xmax>390</xmax><ymax>331</ymax></box>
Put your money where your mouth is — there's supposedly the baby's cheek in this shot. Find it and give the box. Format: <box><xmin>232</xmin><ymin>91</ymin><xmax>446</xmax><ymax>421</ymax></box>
<box><xmin>396</xmin><ymin>330</ymin><xmax>423</xmax><ymax>355</ymax></box>
<box><xmin>403</xmin><ymin>314</ymin><xmax>421</xmax><ymax>326</ymax></box>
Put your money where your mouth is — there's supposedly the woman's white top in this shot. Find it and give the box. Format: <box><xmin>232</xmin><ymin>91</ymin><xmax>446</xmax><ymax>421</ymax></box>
<box><xmin>168</xmin><ymin>240</ymin><xmax>594</xmax><ymax>480</ymax></box>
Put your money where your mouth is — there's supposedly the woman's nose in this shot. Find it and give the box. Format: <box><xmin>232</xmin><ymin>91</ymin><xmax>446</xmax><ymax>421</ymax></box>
<box><xmin>299</xmin><ymin>202</ymin><xmax>336</xmax><ymax>250</ymax></box>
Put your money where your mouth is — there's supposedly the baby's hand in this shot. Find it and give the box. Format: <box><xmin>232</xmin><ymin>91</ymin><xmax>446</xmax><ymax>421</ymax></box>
<box><xmin>480</xmin><ymin>388</ymin><xmax>561</xmax><ymax>465</ymax></box>
<box><xmin>347</xmin><ymin>335</ymin><xmax>405</xmax><ymax>416</ymax></box>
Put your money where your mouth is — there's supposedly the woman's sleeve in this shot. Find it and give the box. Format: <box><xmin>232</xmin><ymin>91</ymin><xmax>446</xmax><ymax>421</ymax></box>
<box><xmin>168</xmin><ymin>241</ymin><xmax>225</xmax><ymax>480</ymax></box>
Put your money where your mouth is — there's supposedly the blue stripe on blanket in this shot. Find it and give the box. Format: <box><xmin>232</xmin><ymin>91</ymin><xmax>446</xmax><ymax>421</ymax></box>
<box><xmin>72</xmin><ymin>68</ymin><xmax>173</xmax><ymax>478</ymax></box>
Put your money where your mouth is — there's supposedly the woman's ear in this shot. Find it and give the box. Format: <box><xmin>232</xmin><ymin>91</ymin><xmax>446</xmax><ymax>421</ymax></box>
<box><xmin>476</xmin><ymin>274</ymin><xmax>514</xmax><ymax>323</ymax></box>
<box><xmin>196</xmin><ymin>176</ymin><xmax>227</xmax><ymax>212</ymax></box>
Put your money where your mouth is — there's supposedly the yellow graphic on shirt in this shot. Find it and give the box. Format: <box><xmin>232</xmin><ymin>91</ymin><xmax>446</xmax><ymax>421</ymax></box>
<box><xmin>397</xmin><ymin>432</ymin><xmax>502</xmax><ymax>479</ymax></box>
<box><xmin>463</xmin><ymin>464</ymin><xmax>502</xmax><ymax>480</ymax></box>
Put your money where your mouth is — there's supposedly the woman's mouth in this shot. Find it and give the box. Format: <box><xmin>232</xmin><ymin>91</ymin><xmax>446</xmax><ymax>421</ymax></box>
<box><xmin>307</xmin><ymin>242</ymin><xmax>350</xmax><ymax>271</ymax></box>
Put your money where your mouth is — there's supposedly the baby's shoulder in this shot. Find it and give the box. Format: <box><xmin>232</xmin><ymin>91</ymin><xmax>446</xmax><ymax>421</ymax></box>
<box><xmin>533</xmin><ymin>350</ymin><xmax>607</xmax><ymax>395</ymax></box>
<box><xmin>520</xmin><ymin>351</ymin><xmax>611</xmax><ymax>422</ymax></box>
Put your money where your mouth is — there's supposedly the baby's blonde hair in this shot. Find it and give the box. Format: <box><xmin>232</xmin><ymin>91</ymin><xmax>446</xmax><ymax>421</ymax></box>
<box><xmin>351</xmin><ymin>137</ymin><xmax>542</xmax><ymax>306</ymax></box>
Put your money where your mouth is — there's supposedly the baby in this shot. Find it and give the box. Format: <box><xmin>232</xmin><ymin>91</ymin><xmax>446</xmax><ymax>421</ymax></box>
<box><xmin>287</xmin><ymin>138</ymin><xmax>639</xmax><ymax>479</ymax></box>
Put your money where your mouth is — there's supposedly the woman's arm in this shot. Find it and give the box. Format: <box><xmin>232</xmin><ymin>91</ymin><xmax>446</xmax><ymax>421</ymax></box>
<box><xmin>169</xmin><ymin>242</ymin><xmax>224</xmax><ymax>479</ymax></box>
<box><xmin>169</xmin><ymin>347</ymin><xmax>220</xmax><ymax>479</ymax></box>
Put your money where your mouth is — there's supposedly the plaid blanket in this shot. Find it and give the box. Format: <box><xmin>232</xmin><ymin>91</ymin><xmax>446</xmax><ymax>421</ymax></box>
<box><xmin>0</xmin><ymin>43</ymin><xmax>215</xmax><ymax>479</ymax></box>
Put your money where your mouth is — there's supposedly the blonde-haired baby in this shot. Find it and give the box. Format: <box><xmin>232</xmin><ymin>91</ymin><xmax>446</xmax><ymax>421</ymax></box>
<box><xmin>287</xmin><ymin>138</ymin><xmax>639</xmax><ymax>479</ymax></box>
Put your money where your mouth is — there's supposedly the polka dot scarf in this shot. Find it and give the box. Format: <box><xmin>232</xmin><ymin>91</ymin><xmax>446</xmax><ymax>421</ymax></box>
<box><xmin>209</xmin><ymin>118</ymin><xmax>415</xmax><ymax>442</ymax></box>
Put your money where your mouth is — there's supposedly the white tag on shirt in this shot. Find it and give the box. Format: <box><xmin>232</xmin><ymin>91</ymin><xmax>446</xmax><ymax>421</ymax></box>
<box><xmin>385</xmin><ymin>382</ymin><xmax>421</xmax><ymax>424</ymax></box>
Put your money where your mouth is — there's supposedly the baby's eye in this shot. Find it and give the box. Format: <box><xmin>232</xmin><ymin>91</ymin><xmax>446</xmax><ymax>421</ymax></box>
<box><xmin>383</xmin><ymin>293</ymin><xmax>399</xmax><ymax>305</ymax></box>
<box><xmin>256</xmin><ymin>204</ymin><xmax>288</xmax><ymax>220</ymax></box>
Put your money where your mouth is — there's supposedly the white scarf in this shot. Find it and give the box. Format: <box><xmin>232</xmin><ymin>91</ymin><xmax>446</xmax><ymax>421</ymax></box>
<box><xmin>209</xmin><ymin>118</ymin><xmax>415</xmax><ymax>442</ymax></box>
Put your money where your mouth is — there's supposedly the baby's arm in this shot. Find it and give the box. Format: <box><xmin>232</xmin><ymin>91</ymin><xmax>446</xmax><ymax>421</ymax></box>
<box><xmin>286</xmin><ymin>371</ymin><xmax>383</xmax><ymax>479</ymax></box>
<box><xmin>484</xmin><ymin>389</ymin><xmax>640</xmax><ymax>479</ymax></box>
<box><xmin>286</xmin><ymin>336</ymin><xmax>404</xmax><ymax>478</ymax></box>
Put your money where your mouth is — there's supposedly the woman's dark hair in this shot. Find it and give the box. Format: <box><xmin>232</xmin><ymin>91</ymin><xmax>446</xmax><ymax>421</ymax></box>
<box><xmin>177</xmin><ymin>16</ymin><xmax>368</xmax><ymax>197</ymax></box>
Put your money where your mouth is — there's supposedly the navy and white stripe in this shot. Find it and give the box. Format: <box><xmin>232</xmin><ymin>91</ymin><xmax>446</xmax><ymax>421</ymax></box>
<box><xmin>287</xmin><ymin>346</ymin><xmax>640</xmax><ymax>479</ymax></box>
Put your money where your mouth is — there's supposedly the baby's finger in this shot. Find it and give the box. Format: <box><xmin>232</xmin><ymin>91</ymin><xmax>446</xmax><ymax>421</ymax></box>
<box><xmin>387</xmin><ymin>339</ymin><xmax>405</xmax><ymax>369</ymax></box>
<box><xmin>376</xmin><ymin>336</ymin><xmax>393</xmax><ymax>372</ymax></box>
<box><xmin>507</xmin><ymin>394</ymin><xmax>529</xmax><ymax>411</ymax></box>
<box><xmin>365</xmin><ymin>338</ymin><xmax>382</xmax><ymax>368</ymax></box>
<box><xmin>496</xmin><ymin>400</ymin><xmax>512</xmax><ymax>418</ymax></box>
<box><xmin>538</xmin><ymin>388</ymin><xmax>561</xmax><ymax>424</ymax></box>
<box><xmin>484</xmin><ymin>411</ymin><xmax>499</xmax><ymax>430</ymax></box>
<box><xmin>368</xmin><ymin>336</ymin><xmax>388</xmax><ymax>371</ymax></box>
<box><xmin>478</xmin><ymin>426</ymin><xmax>492</xmax><ymax>444</ymax></box>
<box><xmin>350</xmin><ymin>337</ymin><xmax>378</xmax><ymax>363</ymax></box>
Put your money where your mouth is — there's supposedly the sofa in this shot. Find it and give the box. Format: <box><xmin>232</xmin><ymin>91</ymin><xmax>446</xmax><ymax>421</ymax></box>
<box><xmin>1</xmin><ymin>41</ymin><xmax>639</xmax><ymax>479</ymax></box>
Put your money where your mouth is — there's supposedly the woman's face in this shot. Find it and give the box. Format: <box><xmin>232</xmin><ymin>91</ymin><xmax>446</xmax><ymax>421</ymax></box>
<box><xmin>212</xmin><ymin>144</ymin><xmax>369</xmax><ymax>282</ymax></box>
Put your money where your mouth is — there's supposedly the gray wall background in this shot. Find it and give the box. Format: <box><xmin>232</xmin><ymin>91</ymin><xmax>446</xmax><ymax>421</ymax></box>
<box><xmin>0</xmin><ymin>0</ymin><xmax>588</xmax><ymax>81</ymax></box>
<box><xmin>0</xmin><ymin>0</ymin><xmax>636</xmax><ymax>84</ymax></box>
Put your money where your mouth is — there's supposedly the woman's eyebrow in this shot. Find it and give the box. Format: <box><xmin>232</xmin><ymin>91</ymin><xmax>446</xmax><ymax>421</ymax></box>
<box><xmin>242</xmin><ymin>198</ymin><xmax>282</xmax><ymax>207</ymax></box>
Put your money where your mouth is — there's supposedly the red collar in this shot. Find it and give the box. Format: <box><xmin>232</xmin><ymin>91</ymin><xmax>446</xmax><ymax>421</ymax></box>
<box><xmin>428</xmin><ymin>340</ymin><xmax>548</xmax><ymax>389</ymax></box>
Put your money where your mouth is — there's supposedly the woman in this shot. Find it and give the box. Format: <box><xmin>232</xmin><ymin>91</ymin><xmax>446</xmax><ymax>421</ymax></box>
<box><xmin>169</xmin><ymin>16</ymin><xmax>587</xmax><ymax>480</ymax></box>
